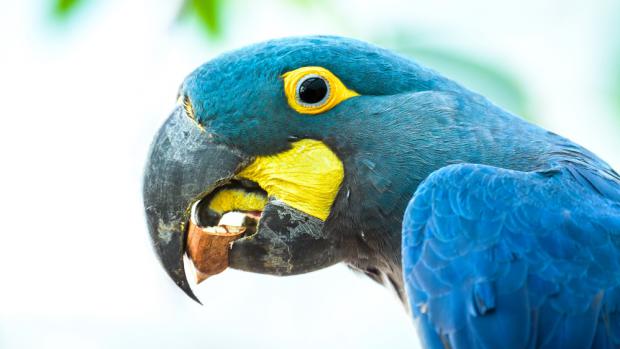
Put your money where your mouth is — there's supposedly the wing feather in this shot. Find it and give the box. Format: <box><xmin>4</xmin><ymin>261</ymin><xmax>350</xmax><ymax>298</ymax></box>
<box><xmin>402</xmin><ymin>163</ymin><xmax>620</xmax><ymax>349</ymax></box>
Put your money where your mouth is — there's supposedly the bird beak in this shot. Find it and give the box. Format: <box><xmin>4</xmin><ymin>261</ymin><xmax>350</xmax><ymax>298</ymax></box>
<box><xmin>142</xmin><ymin>107</ymin><xmax>243</xmax><ymax>303</ymax></box>
<box><xmin>143</xmin><ymin>107</ymin><xmax>344</xmax><ymax>304</ymax></box>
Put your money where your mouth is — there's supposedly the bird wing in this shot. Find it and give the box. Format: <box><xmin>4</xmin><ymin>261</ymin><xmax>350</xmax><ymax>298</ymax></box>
<box><xmin>402</xmin><ymin>163</ymin><xmax>620</xmax><ymax>349</ymax></box>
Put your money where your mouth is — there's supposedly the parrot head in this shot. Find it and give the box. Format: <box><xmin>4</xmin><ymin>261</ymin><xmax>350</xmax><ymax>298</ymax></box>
<box><xmin>143</xmin><ymin>36</ymin><xmax>474</xmax><ymax>302</ymax></box>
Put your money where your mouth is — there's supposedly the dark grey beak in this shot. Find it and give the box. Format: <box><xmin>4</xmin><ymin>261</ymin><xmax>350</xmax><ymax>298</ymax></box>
<box><xmin>229</xmin><ymin>199</ymin><xmax>341</xmax><ymax>275</ymax></box>
<box><xmin>143</xmin><ymin>107</ymin><xmax>243</xmax><ymax>303</ymax></box>
<box><xmin>144</xmin><ymin>107</ymin><xmax>345</xmax><ymax>304</ymax></box>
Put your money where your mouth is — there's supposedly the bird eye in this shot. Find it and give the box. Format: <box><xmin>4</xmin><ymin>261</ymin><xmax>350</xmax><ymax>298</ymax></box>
<box><xmin>297</xmin><ymin>75</ymin><xmax>329</xmax><ymax>106</ymax></box>
<box><xmin>282</xmin><ymin>66</ymin><xmax>358</xmax><ymax>115</ymax></box>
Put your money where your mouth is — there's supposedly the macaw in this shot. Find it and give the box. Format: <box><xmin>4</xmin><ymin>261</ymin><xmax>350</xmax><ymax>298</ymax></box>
<box><xmin>143</xmin><ymin>36</ymin><xmax>620</xmax><ymax>348</ymax></box>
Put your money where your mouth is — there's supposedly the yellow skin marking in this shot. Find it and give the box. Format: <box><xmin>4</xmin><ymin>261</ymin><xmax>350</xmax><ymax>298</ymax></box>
<box><xmin>282</xmin><ymin>66</ymin><xmax>359</xmax><ymax>115</ymax></box>
<box><xmin>207</xmin><ymin>189</ymin><xmax>268</xmax><ymax>215</ymax></box>
<box><xmin>237</xmin><ymin>139</ymin><xmax>344</xmax><ymax>221</ymax></box>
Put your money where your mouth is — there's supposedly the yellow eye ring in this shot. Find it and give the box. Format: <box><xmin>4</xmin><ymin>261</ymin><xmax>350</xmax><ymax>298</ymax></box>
<box><xmin>282</xmin><ymin>66</ymin><xmax>359</xmax><ymax>115</ymax></box>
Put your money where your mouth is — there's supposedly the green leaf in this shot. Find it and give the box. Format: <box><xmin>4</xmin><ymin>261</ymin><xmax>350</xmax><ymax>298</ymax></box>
<box><xmin>189</xmin><ymin>0</ymin><xmax>223</xmax><ymax>38</ymax></box>
<box><xmin>53</xmin><ymin>0</ymin><xmax>84</xmax><ymax>18</ymax></box>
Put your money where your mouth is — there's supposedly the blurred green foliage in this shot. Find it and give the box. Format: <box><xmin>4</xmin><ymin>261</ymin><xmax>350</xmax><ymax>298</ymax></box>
<box><xmin>376</xmin><ymin>31</ymin><xmax>530</xmax><ymax>118</ymax></box>
<box><xmin>179</xmin><ymin>0</ymin><xmax>223</xmax><ymax>38</ymax></box>
<box><xmin>53</xmin><ymin>0</ymin><xmax>83</xmax><ymax>18</ymax></box>
<box><xmin>392</xmin><ymin>44</ymin><xmax>530</xmax><ymax>118</ymax></box>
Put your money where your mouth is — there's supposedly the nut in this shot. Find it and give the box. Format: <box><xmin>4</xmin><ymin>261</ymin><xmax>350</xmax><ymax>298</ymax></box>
<box><xmin>187</xmin><ymin>221</ymin><xmax>246</xmax><ymax>283</ymax></box>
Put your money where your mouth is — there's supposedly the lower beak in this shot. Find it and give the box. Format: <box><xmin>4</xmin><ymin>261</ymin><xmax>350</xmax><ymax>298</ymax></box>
<box><xmin>142</xmin><ymin>107</ymin><xmax>243</xmax><ymax>303</ymax></box>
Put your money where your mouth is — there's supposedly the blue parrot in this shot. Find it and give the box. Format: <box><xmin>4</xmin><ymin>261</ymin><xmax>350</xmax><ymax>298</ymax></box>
<box><xmin>143</xmin><ymin>36</ymin><xmax>620</xmax><ymax>348</ymax></box>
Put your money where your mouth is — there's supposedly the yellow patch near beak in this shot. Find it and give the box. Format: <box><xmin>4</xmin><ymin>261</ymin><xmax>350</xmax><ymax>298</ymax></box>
<box><xmin>236</xmin><ymin>139</ymin><xmax>344</xmax><ymax>221</ymax></box>
<box><xmin>207</xmin><ymin>189</ymin><xmax>268</xmax><ymax>215</ymax></box>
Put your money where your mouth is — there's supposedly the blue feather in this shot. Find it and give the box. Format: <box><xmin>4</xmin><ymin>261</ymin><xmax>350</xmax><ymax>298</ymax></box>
<box><xmin>178</xmin><ymin>35</ymin><xmax>620</xmax><ymax>348</ymax></box>
<box><xmin>402</xmin><ymin>163</ymin><xmax>620</xmax><ymax>348</ymax></box>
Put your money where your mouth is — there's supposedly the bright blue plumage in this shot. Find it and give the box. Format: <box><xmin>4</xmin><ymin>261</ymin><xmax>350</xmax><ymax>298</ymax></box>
<box><xmin>402</xmin><ymin>161</ymin><xmax>620</xmax><ymax>348</ymax></box>
<box><xmin>184</xmin><ymin>38</ymin><xmax>620</xmax><ymax>347</ymax></box>
<box><xmin>145</xmin><ymin>35</ymin><xmax>620</xmax><ymax>348</ymax></box>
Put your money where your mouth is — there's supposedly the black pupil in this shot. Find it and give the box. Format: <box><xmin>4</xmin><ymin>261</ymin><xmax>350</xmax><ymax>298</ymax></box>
<box><xmin>298</xmin><ymin>77</ymin><xmax>328</xmax><ymax>104</ymax></box>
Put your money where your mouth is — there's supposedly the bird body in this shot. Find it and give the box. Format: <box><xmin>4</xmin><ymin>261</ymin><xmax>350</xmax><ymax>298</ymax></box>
<box><xmin>143</xmin><ymin>36</ymin><xmax>620</xmax><ymax>348</ymax></box>
<box><xmin>402</xmin><ymin>162</ymin><xmax>620</xmax><ymax>348</ymax></box>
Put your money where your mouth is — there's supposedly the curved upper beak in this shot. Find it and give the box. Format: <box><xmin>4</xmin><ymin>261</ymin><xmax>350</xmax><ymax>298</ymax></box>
<box><xmin>142</xmin><ymin>107</ymin><xmax>243</xmax><ymax>303</ymax></box>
